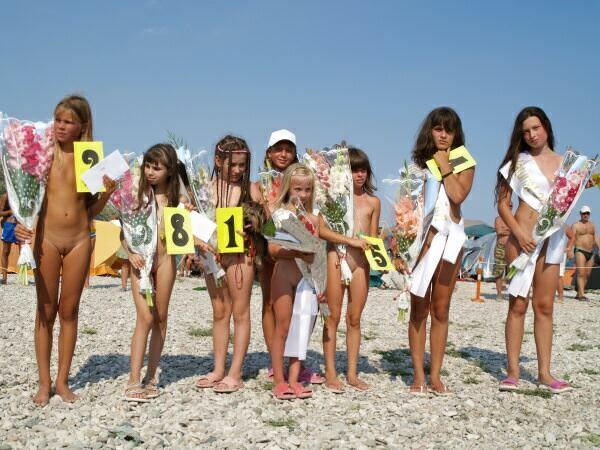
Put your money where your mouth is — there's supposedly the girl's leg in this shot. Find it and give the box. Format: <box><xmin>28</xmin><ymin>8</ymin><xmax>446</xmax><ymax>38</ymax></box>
<box><xmin>323</xmin><ymin>251</ymin><xmax>345</xmax><ymax>389</ymax></box>
<box><xmin>127</xmin><ymin>269</ymin><xmax>154</xmax><ymax>396</ymax></box>
<box><xmin>32</xmin><ymin>239</ymin><xmax>61</xmax><ymax>405</ymax></box>
<box><xmin>55</xmin><ymin>238</ymin><xmax>92</xmax><ymax>402</ymax></box>
<box><xmin>260</xmin><ymin>259</ymin><xmax>275</xmax><ymax>355</ymax></box>
<box><xmin>206</xmin><ymin>274</ymin><xmax>232</xmax><ymax>381</ymax></box>
<box><xmin>345</xmin><ymin>264</ymin><xmax>369</xmax><ymax>390</ymax></box>
<box><xmin>270</xmin><ymin>260</ymin><xmax>298</xmax><ymax>386</ymax></box>
<box><xmin>145</xmin><ymin>256</ymin><xmax>176</xmax><ymax>381</ymax></box>
<box><xmin>428</xmin><ymin>256</ymin><xmax>462</xmax><ymax>391</ymax></box>
<box><xmin>531</xmin><ymin>252</ymin><xmax>560</xmax><ymax>385</ymax></box>
<box><xmin>223</xmin><ymin>255</ymin><xmax>255</xmax><ymax>383</ymax></box>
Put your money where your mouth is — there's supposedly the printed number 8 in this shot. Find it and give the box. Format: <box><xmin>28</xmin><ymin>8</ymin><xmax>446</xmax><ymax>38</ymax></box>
<box><xmin>171</xmin><ymin>214</ymin><xmax>189</xmax><ymax>246</ymax></box>
<box><xmin>82</xmin><ymin>149</ymin><xmax>99</xmax><ymax>167</ymax></box>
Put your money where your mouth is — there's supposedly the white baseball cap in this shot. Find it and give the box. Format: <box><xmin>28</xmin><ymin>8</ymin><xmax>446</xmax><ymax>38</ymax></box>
<box><xmin>268</xmin><ymin>129</ymin><xmax>296</xmax><ymax>148</ymax></box>
<box><xmin>580</xmin><ymin>205</ymin><xmax>591</xmax><ymax>214</ymax></box>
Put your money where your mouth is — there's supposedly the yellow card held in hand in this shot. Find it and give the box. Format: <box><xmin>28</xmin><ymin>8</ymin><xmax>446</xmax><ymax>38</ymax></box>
<box><xmin>216</xmin><ymin>207</ymin><xmax>244</xmax><ymax>253</ymax></box>
<box><xmin>74</xmin><ymin>141</ymin><xmax>104</xmax><ymax>192</ymax></box>
<box><xmin>164</xmin><ymin>207</ymin><xmax>195</xmax><ymax>255</ymax></box>
<box><xmin>425</xmin><ymin>145</ymin><xmax>476</xmax><ymax>181</ymax></box>
<box><xmin>363</xmin><ymin>235</ymin><xmax>394</xmax><ymax>271</ymax></box>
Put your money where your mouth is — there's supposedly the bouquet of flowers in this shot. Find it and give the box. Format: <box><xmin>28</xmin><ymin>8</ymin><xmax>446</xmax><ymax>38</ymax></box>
<box><xmin>507</xmin><ymin>149</ymin><xmax>599</xmax><ymax>280</ymax></box>
<box><xmin>381</xmin><ymin>162</ymin><xmax>425</xmax><ymax>273</ymax></box>
<box><xmin>0</xmin><ymin>114</ymin><xmax>54</xmax><ymax>285</ymax></box>
<box><xmin>110</xmin><ymin>157</ymin><xmax>157</xmax><ymax>307</ymax></box>
<box><xmin>303</xmin><ymin>146</ymin><xmax>354</xmax><ymax>283</ymax></box>
<box><xmin>179</xmin><ymin>147</ymin><xmax>226</xmax><ymax>286</ymax></box>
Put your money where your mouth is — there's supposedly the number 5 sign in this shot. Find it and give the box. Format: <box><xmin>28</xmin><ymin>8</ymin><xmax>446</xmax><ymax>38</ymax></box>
<box><xmin>216</xmin><ymin>207</ymin><xmax>244</xmax><ymax>253</ymax></box>
<box><xmin>164</xmin><ymin>207</ymin><xmax>195</xmax><ymax>255</ymax></box>
<box><xmin>363</xmin><ymin>235</ymin><xmax>394</xmax><ymax>271</ymax></box>
<box><xmin>74</xmin><ymin>141</ymin><xmax>104</xmax><ymax>192</ymax></box>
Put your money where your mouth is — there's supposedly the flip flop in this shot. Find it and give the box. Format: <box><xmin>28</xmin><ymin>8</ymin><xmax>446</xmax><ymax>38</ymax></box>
<box><xmin>538</xmin><ymin>379</ymin><xmax>573</xmax><ymax>394</ymax></box>
<box><xmin>123</xmin><ymin>383</ymin><xmax>150</xmax><ymax>403</ymax></box>
<box><xmin>409</xmin><ymin>384</ymin><xmax>428</xmax><ymax>395</ymax></box>
<box><xmin>271</xmin><ymin>382</ymin><xmax>296</xmax><ymax>400</ymax></box>
<box><xmin>290</xmin><ymin>382</ymin><xmax>313</xmax><ymax>399</ymax></box>
<box><xmin>428</xmin><ymin>383</ymin><xmax>452</xmax><ymax>396</ymax></box>
<box><xmin>195</xmin><ymin>372</ymin><xmax>222</xmax><ymax>389</ymax></box>
<box><xmin>324</xmin><ymin>381</ymin><xmax>345</xmax><ymax>394</ymax></box>
<box><xmin>213</xmin><ymin>376</ymin><xmax>244</xmax><ymax>393</ymax></box>
<box><xmin>499</xmin><ymin>377</ymin><xmax>519</xmax><ymax>392</ymax></box>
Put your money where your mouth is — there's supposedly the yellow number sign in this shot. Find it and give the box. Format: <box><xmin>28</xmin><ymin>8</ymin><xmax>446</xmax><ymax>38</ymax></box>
<box><xmin>216</xmin><ymin>207</ymin><xmax>244</xmax><ymax>253</ymax></box>
<box><xmin>426</xmin><ymin>145</ymin><xmax>476</xmax><ymax>181</ymax></box>
<box><xmin>74</xmin><ymin>141</ymin><xmax>104</xmax><ymax>192</ymax></box>
<box><xmin>164</xmin><ymin>207</ymin><xmax>195</xmax><ymax>255</ymax></box>
<box><xmin>363</xmin><ymin>235</ymin><xmax>393</xmax><ymax>271</ymax></box>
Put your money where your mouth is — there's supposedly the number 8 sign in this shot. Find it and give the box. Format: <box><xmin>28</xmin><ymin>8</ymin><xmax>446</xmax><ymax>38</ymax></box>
<box><xmin>363</xmin><ymin>235</ymin><xmax>394</xmax><ymax>271</ymax></box>
<box><xmin>216</xmin><ymin>207</ymin><xmax>244</xmax><ymax>253</ymax></box>
<box><xmin>74</xmin><ymin>141</ymin><xmax>104</xmax><ymax>192</ymax></box>
<box><xmin>164</xmin><ymin>207</ymin><xmax>195</xmax><ymax>255</ymax></box>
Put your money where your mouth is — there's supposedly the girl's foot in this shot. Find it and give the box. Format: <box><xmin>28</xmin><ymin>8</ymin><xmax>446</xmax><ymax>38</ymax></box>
<box><xmin>213</xmin><ymin>376</ymin><xmax>244</xmax><ymax>393</ymax></box>
<box><xmin>347</xmin><ymin>377</ymin><xmax>370</xmax><ymax>391</ymax></box>
<box><xmin>195</xmin><ymin>372</ymin><xmax>223</xmax><ymax>389</ymax></box>
<box><xmin>290</xmin><ymin>382</ymin><xmax>313</xmax><ymax>399</ymax></box>
<box><xmin>123</xmin><ymin>383</ymin><xmax>150</xmax><ymax>403</ymax></box>
<box><xmin>324</xmin><ymin>378</ymin><xmax>345</xmax><ymax>394</ymax></box>
<box><xmin>428</xmin><ymin>381</ymin><xmax>452</xmax><ymax>396</ymax></box>
<box><xmin>32</xmin><ymin>387</ymin><xmax>52</xmax><ymax>406</ymax></box>
<box><xmin>55</xmin><ymin>384</ymin><xmax>80</xmax><ymax>403</ymax></box>
<box><xmin>409</xmin><ymin>384</ymin><xmax>428</xmax><ymax>395</ymax></box>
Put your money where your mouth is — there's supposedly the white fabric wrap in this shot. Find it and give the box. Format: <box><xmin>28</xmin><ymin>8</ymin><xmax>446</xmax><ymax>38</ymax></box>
<box><xmin>284</xmin><ymin>278</ymin><xmax>318</xmax><ymax>360</ymax></box>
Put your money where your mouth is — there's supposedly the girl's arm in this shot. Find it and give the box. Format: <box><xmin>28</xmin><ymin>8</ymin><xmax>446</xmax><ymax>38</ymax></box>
<box><xmin>369</xmin><ymin>196</ymin><xmax>381</xmax><ymax>237</ymax></box>
<box><xmin>318</xmin><ymin>216</ymin><xmax>368</xmax><ymax>250</ymax></box>
<box><xmin>497</xmin><ymin>182</ymin><xmax>536</xmax><ymax>253</ymax></box>
<box><xmin>433</xmin><ymin>150</ymin><xmax>474</xmax><ymax>205</ymax></box>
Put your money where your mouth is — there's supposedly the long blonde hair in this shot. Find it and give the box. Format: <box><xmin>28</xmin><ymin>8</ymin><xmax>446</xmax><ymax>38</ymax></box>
<box><xmin>53</xmin><ymin>94</ymin><xmax>93</xmax><ymax>166</ymax></box>
<box><xmin>274</xmin><ymin>163</ymin><xmax>315</xmax><ymax>212</ymax></box>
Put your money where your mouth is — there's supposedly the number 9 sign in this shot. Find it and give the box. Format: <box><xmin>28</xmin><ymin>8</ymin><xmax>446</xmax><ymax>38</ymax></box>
<box><xmin>164</xmin><ymin>207</ymin><xmax>195</xmax><ymax>255</ymax></box>
<box><xmin>74</xmin><ymin>141</ymin><xmax>104</xmax><ymax>192</ymax></box>
<box><xmin>216</xmin><ymin>207</ymin><xmax>244</xmax><ymax>253</ymax></box>
<box><xmin>363</xmin><ymin>235</ymin><xmax>394</xmax><ymax>271</ymax></box>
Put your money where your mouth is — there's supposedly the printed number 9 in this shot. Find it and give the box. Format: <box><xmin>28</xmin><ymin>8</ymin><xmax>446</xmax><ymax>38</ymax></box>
<box><xmin>171</xmin><ymin>214</ymin><xmax>189</xmax><ymax>246</ymax></box>
<box><xmin>82</xmin><ymin>150</ymin><xmax>99</xmax><ymax>167</ymax></box>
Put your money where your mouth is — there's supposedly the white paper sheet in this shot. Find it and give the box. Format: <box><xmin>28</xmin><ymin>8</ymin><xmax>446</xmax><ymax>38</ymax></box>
<box><xmin>81</xmin><ymin>150</ymin><xmax>129</xmax><ymax>194</ymax></box>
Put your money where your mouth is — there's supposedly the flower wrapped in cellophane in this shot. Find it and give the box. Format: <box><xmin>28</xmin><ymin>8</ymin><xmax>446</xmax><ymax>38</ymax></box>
<box><xmin>110</xmin><ymin>156</ymin><xmax>157</xmax><ymax>307</ymax></box>
<box><xmin>381</xmin><ymin>162</ymin><xmax>426</xmax><ymax>273</ymax></box>
<box><xmin>179</xmin><ymin>147</ymin><xmax>226</xmax><ymax>286</ymax></box>
<box><xmin>508</xmin><ymin>149</ymin><xmax>599</xmax><ymax>283</ymax></box>
<box><xmin>0</xmin><ymin>113</ymin><xmax>54</xmax><ymax>284</ymax></box>
<box><xmin>302</xmin><ymin>146</ymin><xmax>354</xmax><ymax>284</ymax></box>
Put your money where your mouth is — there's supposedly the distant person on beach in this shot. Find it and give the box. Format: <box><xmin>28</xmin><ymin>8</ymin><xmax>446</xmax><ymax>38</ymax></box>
<box><xmin>407</xmin><ymin>107</ymin><xmax>474</xmax><ymax>395</ymax></box>
<box><xmin>567</xmin><ymin>206</ymin><xmax>599</xmax><ymax>301</ymax></box>
<box><xmin>322</xmin><ymin>147</ymin><xmax>380</xmax><ymax>393</ymax></box>
<box><xmin>493</xmin><ymin>211</ymin><xmax>511</xmax><ymax>300</ymax></box>
<box><xmin>15</xmin><ymin>95</ymin><xmax>116</xmax><ymax>405</ymax></box>
<box><xmin>1</xmin><ymin>192</ymin><xmax>19</xmax><ymax>285</ymax></box>
<box><xmin>496</xmin><ymin>106</ymin><xmax>572</xmax><ymax>394</ymax></box>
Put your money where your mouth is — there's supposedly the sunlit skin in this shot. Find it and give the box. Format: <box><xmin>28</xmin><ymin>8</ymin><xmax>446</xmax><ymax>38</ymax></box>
<box><xmin>408</xmin><ymin>123</ymin><xmax>474</xmax><ymax>394</ymax></box>
<box><xmin>267</xmin><ymin>141</ymin><xmax>296</xmax><ymax>171</ymax></box>
<box><xmin>497</xmin><ymin>114</ymin><xmax>565</xmax><ymax>388</ymax></box>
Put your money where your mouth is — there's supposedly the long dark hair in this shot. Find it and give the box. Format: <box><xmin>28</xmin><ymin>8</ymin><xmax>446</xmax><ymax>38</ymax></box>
<box><xmin>212</xmin><ymin>135</ymin><xmax>252</xmax><ymax>208</ymax></box>
<box><xmin>494</xmin><ymin>106</ymin><xmax>555</xmax><ymax>203</ymax></box>
<box><xmin>138</xmin><ymin>143</ymin><xmax>180</xmax><ymax>208</ymax></box>
<box><xmin>349</xmin><ymin>147</ymin><xmax>376</xmax><ymax>195</ymax></box>
<box><xmin>412</xmin><ymin>107</ymin><xmax>465</xmax><ymax>169</ymax></box>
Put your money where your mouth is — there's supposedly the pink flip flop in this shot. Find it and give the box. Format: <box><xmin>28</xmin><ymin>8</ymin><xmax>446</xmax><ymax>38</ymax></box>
<box><xmin>499</xmin><ymin>377</ymin><xmax>519</xmax><ymax>392</ymax></box>
<box><xmin>538</xmin><ymin>379</ymin><xmax>572</xmax><ymax>394</ymax></box>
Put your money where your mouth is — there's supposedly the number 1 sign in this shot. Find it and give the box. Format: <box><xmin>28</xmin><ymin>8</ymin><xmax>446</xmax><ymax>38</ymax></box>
<box><xmin>216</xmin><ymin>207</ymin><xmax>244</xmax><ymax>253</ymax></box>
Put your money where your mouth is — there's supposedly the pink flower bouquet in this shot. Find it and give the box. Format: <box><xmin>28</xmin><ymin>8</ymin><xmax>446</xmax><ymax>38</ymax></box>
<box><xmin>0</xmin><ymin>114</ymin><xmax>54</xmax><ymax>284</ymax></box>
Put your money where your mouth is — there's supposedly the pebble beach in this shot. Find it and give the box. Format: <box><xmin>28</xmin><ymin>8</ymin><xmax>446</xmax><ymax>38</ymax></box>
<box><xmin>1</xmin><ymin>275</ymin><xmax>599</xmax><ymax>449</ymax></box>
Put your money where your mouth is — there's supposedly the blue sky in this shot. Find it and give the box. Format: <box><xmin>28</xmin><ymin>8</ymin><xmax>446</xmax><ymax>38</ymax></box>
<box><xmin>1</xmin><ymin>1</ymin><xmax>598</xmax><ymax>224</ymax></box>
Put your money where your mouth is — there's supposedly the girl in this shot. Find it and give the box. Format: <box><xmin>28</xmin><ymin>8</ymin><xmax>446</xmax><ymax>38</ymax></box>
<box><xmin>322</xmin><ymin>147</ymin><xmax>381</xmax><ymax>393</ymax></box>
<box><xmin>269</xmin><ymin>163</ymin><xmax>367</xmax><ymax>399</ymax></box>
<box><xmin>195</xmin><ymin>135</ymin><xmax>259</xmax><ymax>393</ymax></box>
<box><xmin>124</xmin><ymin>143</ymin><xmax>188</xmax><ymax>402</ymax></box>
<box><xmin>495</xmin><ymin>107</ymin><xmax>571</xmax><ymax>393</ymax></box>
<box><xmin>408</xmin><ymin>107</ymin><xmax>474</xmax><ymax>395</ymax></box>
<box><xmin>1</xmin><ymin>192</ymin><xmax>19</xmax><ymax>285</ymax></box>
<box><xmin>15</xmin><ymin>95</ymin><xmax>116</xmax><ymax>405</ymax></box>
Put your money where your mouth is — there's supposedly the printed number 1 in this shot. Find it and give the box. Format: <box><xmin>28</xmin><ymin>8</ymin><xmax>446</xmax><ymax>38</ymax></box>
<box><xmin>224</xmin><ymin>214</ymin><xmax>237</xmax><ymax>248</ymax></box>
